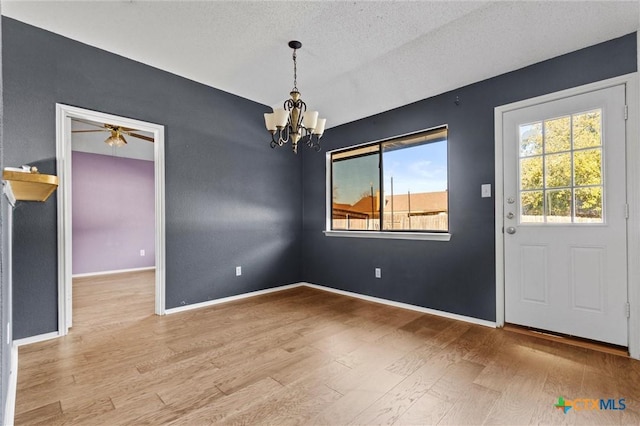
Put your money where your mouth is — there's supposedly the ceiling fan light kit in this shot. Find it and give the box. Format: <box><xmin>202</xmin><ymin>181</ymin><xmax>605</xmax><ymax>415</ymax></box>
<box><xmin>264</xmin><ymin>40</ymin><xmax>326</xmax><ymax>154</ymax></box>
<box><xmin>104</xmin><ymin>129</ymin><xmax>127</xmax><ymax>147</ymax></box>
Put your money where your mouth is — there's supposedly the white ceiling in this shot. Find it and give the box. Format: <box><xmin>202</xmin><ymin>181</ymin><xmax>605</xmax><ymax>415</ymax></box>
<box><xmin>3</xmin><ymin>1</ymin><xmax>639</xmax><ymax>128</ymax></box>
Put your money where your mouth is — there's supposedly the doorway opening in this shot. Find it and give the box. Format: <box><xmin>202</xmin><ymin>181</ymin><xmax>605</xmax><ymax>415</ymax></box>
<box><xmin>56</xmin><ymin>105</ymin><xmax>166</xmax><ymax>334</ymax></box>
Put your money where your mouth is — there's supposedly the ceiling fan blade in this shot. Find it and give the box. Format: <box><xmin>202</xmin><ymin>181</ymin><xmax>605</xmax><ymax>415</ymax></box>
<box><xmin>122</xmin><ymin>131</ymin><xmax>155</xmax><ymax>143</ymax></box>
<box><xmin>71</xmin><ymin>118</ymin><xmax>108</xmax><ymax>130</ymax></box>
<box><xmin>72</xmin><ymin>129</ymin><xmax>108</xmax><ymax>133</ymax></box>
<box><xmin>119</xmin><ymin>126</ymin><xmax>140</xmax><ymax>132</ymax></box>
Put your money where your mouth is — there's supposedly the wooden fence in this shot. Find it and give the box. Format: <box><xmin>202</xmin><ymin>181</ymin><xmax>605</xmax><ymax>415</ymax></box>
<box><xmin>333</xmin><ymin>214</ymin><xmax>448</xmax><ymax>231</ymax></box>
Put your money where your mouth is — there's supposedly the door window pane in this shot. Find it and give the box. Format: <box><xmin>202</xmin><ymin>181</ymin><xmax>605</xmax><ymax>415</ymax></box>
<box><xmin>575</xmin><ymin>187</ymin><xmax>603</xmax><ymax>222</ymax></box>
<box><xmin>520</xmin><ymin>122</ymin><xmax>543</xmax><ymax>156</ymax></box>
<box><xmin>573</xmin><ymin>110</ymin><xmax>602</xmax><ymax>149</ymax></box>
<box><xmin>546</xmin><ymin>189</ymin><xmax>572</xmax><ymax>223</ymax></box>
<box><xmin>521</xmin><ymin>190</ymin><xmax>543</xmax><ymax>222</ymax></box>
<box><xmin>544</xmin><ymin>116</ymin><xmax>571</xmax><ymax>153</ymax></box>
<box><xmin>520</xmin><ymin>157</ymin><xmax>543</xmax><ymax>190</ymax></box>
<box><xmin>545</xmin><ymin>153</ymin><xmax>571</xmax><ymax>188</ymax></box>
<box><xmin>574</xmin><ymin>149</ymin><xmax>602</xmax><ymax>186</ymax></box>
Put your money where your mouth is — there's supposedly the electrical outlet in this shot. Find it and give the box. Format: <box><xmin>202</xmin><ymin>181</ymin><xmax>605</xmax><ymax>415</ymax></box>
<box><xmin>375</xmin><ymin>267</ymin><xmax>382</xmax><ymax>278</ymax></box>
<box><xmin>236</xmin><ymin>266</ymin><xmax>242</xmax><ymax>276</ymax></box>
<box><xmin>140</xmin><ymin>249</ymin><xmax>145</xmax><ymax>256</ymax></box>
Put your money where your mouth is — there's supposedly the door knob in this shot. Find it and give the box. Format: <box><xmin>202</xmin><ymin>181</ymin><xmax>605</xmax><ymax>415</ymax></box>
<box><xmin>506</xmin><ymin>226</ymin><xmax>516</xmax><ymax>234</ymax></box>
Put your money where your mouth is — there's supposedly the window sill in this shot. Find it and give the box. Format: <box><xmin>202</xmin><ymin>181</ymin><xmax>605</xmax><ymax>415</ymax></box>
<box><xmin>323</xmin><ymin>230</ymin><xmax>452</xmax><ymax>241</ymax></box>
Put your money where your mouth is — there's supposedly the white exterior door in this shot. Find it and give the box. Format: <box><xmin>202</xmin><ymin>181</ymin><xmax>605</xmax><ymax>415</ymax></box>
<box><xmin>503</xmin><ymin>85</ymin><xmax>628</xmax><ymax>346</ymax></box>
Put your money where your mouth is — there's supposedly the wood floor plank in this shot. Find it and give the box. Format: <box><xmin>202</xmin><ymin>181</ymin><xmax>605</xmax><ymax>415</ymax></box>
<box><xmin>166</xmin><ymin>377</ymin><xmax>283</xmax><ymax>425</ymax></box>
<box><xmin>349</xmin><ymin>368</ymin><xmax>435</xmax><ymax>425</ymax></box>
<box><xmin>57</xmin><ymin>396</ymin><xmax>116</xmax><ymax>425</ymax></box>
<box><xmin>394</xmin><ymin>391</ymin><xmax>454</xmax><ymax>425</ymax></box>
<box><xmin>426</xmin><ymin>359</ymin><xmax>485</xmax><ymax>403</ymax></box>
<box><xmin>14</xmin><ymin>374</ymin><xmax>75</xmax><ymax>415</ymax></box>
<box><xmin>87</xmin><ymin>393</ymin><xmax>167</xmax><ymax>426</ymax></box>
<box><xmin>214</xmin><ymin>346</ymin><xmax>319</xmax><ymax>395</ymax></box>
<box><xmin>621</xmin><ymin>405</ymin><xmax>640</xmax><ymax>426</ymax></box>
<box><xmin>483</xmin><ymin>363</ymin><xmax>549</xmax><ymax>424</ymax></box>
<box><xmin>541</xmin><ymin>356</ymin><xmax>585</xmax><ymax>398</ymax></box>
<box><xmin>436</xmin><ymin>383</ymin><xmax>500</xmax><ymax>425</ymax></box>
<box><xmin>472</xmin><ymin>338</ymin><xmax>529</xmax><ymax>392</ymax></box>
<box><xmin>13</xmin><ymin>401</ymin><xmax>62</xmax><ymax>425</ymax></box>
<box><xmin>385</xmin><ymin>342</ymin><xmax>441</xmax><ymax>377</ymax></box>
<box><xmin>311</xmin><ymin>368</ymin><xmax>405</xmax><ymax>425</ymax></box>
<box><xmin>219</xmin><ymin>361</ymin><xmax>348</xmax><ymax>426</ymax></box>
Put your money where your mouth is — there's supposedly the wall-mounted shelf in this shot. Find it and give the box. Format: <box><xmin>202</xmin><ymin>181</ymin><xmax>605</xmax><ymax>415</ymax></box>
<box><xmin>3</xmin><ymin>169</ymin><xmax>58</xmax><ymax>202</ymax></box>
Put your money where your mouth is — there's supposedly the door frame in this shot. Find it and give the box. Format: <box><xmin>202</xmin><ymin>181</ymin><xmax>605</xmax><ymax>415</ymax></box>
<box><xmin>56</xmin><ymin>104</ymin><xmax>166</xmax><ymax>335</ymax></box>
<box><xmin>494</xmin><ymin>73</ymin><xmax>640</xmax><ymax>359</ymax></box>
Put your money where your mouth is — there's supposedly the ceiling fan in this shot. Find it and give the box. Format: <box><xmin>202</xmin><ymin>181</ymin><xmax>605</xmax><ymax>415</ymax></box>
<box><xmin>71</xmin><ymin>118</ymin><xmax>154</xmax><ymax>147</ymax></box>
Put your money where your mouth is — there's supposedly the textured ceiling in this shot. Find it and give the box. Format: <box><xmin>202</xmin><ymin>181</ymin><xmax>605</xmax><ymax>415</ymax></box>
<box><xmin>3</xmin><ymin>1</ymin><xmax>639</xmax><ymax>128</ymax></box>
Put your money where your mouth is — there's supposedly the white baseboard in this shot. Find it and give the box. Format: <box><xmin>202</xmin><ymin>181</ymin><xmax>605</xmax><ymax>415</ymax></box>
<box><xmin>302</xmin><ymin>282</ymin><xmax>496</xmax><ymax>328</ymax></box>
<box><xmin>4</xmin><ymin>345</ymin><xmax>17</xmax><ymax>426</ymax></box>
<box><xmin>165</xmin><ymin>281</ymin><xmax>495</xmax><ymax>328</ymax></box>
<box><xmin>72</xmin><ymin>266</ymin><xmax>155</xmax><ymax>278</ymax></box>
<box><xmin>13</xmin><ymin>331</ymin><xmax>60</xmax><ymax>347</ymax></box>
<box><xmin>164</xmin><ymin>283</ymin><xmax>304</xmax><ymax>315</ymax></box>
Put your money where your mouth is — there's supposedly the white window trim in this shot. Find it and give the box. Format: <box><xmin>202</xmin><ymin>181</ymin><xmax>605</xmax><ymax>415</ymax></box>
<box><xmin>324</xmin><ymin>127</ymin><xmax>451</xmax><ymax>242</ymax></box>
<box><xmin>323</xmin><ymin>230</ymin><xmax>452</xmax><ymax>241</ymax></box>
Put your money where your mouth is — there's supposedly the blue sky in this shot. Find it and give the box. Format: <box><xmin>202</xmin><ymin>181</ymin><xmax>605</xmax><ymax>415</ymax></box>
<box><xmin>383</xmin><ymin>141</ymin><xmax>448</xmax><ymax>196</ymax></box>
<box><xmin>333</xmin><ymin>140</ymin><xmax>447</xmax><ymax>205</ymax></box>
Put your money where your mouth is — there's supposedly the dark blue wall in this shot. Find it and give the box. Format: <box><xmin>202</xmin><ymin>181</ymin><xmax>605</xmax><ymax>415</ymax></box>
<box><xmin>3</xmin><ymin>17</ymin><xmax>302</xmax><ymax>339</ymax></box>
<box><xmin>301</xmin><ymin>33</ymin><xmax>637</xmax><ymax>322</ymax></box>
<box><xmin>0</xmin><ymin>9</ymin><xmax>9</xmax><ymax>424</ymax></box>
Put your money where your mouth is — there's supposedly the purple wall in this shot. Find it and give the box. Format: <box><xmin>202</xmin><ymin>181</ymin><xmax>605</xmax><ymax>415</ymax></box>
<box><xmin>72</xmin><ymin>151</ymin><xmax>155</xmax><ymax>275</ymax></box>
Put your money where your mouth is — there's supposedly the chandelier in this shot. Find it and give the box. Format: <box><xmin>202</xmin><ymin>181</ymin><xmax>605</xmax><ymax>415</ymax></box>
<box><xmin>264</xmin><ymin>41</ymin><xmax>326</xmax><ymax>154</ymax></box>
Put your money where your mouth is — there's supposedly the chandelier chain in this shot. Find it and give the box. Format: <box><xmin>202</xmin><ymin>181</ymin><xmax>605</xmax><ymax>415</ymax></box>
<box><xmin>292</xmin><ymin>49</ymin><xmax>298</xmax><ymax>92</ymax></box>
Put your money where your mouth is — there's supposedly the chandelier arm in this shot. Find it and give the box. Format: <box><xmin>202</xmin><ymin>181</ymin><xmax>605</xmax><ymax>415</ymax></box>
<box><xmin>278</xmin><ymin>126</ymin><xmax>290</xmax><ymax>146</ymax></box>
<box><xmin>304</xmin><ymin>133</ymin><xmax>322</xmax><ymax>152</ymax></box>
<box><xmin>270</xmin><ymin>130</ymin><xmax>282</xmax><ymax>148</ymax></box>
<box><xmin>295</xmin><ymin>99</ymin><xmax>306</xmax><ymax>131</ymax></box>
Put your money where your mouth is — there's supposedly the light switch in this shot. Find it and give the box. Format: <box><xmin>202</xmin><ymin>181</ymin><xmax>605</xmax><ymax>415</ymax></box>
<box><xmin>481</xmin><ymin>184</ymin><xmax>492</xmax><ymax>198</ymax></box>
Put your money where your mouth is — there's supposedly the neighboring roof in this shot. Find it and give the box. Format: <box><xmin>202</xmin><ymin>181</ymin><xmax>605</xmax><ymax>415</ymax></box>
<box><xmin>334</xmin><ymin>191</ymin><xmax>448</xmax><ymax>217</ymax></box>
<box><xmin>384</xmin><ymin>191</ymin><xmax>448</xmax><ymax>214</ymax></box>
<box><xmin>350</xmin><ymin>196</ymin><xmax>378</xmax><ymax>215</ymax></box>
<box><xmin>332</xmin><ymin>202</ymin><xmax>352</xmax><ymax>211</ymax></box>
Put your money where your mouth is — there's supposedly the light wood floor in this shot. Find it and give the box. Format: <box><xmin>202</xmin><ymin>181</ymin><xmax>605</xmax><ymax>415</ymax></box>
<box><xmin>14</xmin><ymin>271</ymin><xmax>640</xmax><ymax>425</ymax></box>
